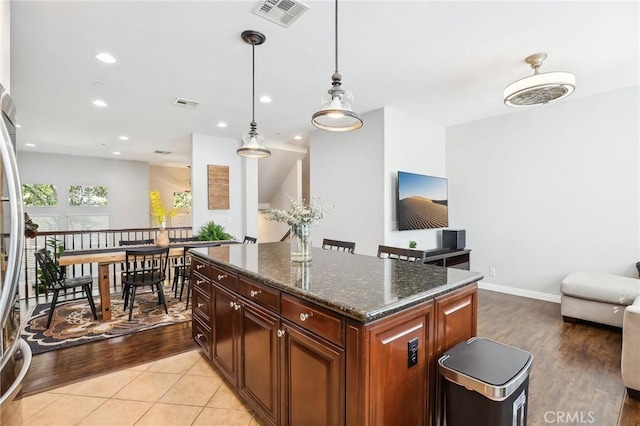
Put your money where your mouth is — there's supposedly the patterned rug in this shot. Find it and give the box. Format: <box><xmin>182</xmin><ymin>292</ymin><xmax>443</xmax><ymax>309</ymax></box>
<box><xmin>22</xmin><ymin>287</ymin><xmax>191</xmax><ymax>355</ymax></box>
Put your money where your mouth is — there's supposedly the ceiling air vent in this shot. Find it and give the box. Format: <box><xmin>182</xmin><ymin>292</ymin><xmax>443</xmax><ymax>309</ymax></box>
<box><xmin>172</xmin><ymin>98</ymin><xmax>200</xmax><ymax>109</ymax></box>
<box><xmin>154</xmin><ymin>150</ymin><xmax>172</xmax><ymax>155</ymax></box>
<box><xmin>253</xmin><ymin>0</ymin><xmax>309</xmax><ymax>28</ymax></box>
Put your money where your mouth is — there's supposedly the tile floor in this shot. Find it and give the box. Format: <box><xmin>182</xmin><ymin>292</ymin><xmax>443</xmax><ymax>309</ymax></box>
<box><xmin>6</xmin><ymin>350</ymin><xmax>261</xmax><ymax>426</ymax></box>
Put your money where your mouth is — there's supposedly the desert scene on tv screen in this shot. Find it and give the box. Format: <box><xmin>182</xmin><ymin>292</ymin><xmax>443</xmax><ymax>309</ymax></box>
<box><xmin>398</xmin><ymin>172</ymin><xmax>448</xmax><ymax>231</ymax></box>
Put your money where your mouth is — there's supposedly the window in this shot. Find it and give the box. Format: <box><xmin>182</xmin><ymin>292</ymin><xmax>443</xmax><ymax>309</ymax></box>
<box><xmin>68</xmin><ymin>185</ymin><xmax>108</xmax><ymax>206</ymax></box>
<box><xmin>174</xmin><ymin>191</ymin><xmax>192</xmax><ymax>209</ymax></box>
<box><xmin>22</xmin><ymin>184</ymin><xmax>58</xmax><ymax>206</ymax></box>
<box><xmin>67</xmin><ymin>214</ymin><xmax>110</xmax><ymax>248</ymax></box>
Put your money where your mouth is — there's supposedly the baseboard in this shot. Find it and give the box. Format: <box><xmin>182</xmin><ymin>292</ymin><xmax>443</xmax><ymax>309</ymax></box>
<box><xmin>478</xmin><ymin>281</ymin><xmax>561</xmax><ymax>304</ymax></box>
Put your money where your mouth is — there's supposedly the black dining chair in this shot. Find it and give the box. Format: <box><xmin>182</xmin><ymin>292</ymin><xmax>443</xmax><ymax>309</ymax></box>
<box><xmin>121</xmin><ymin>247</ymin><xmax>170</xmax><ymax>320</ymax></box>
<box><xmin>322</xmin><ymin>238</ymin><xmax>356</xmax><ymax>254</ymax></box>
<box><xmin>168</xmin><ymin>237</ymin><xmax>200</xmax><ymax>296</ymax></box>
<box><xmin>377</xmin><ymin>245</ymin><xmax>427</xmax><ymax>263</ymax></box>
<box><xmin>34</xmin><ymin>248</ymin><xmax>98</xmax><ymax>329</ymax></box>
<box><xmin>243</xmin><ymin>236</ymin><xmax>257</xmax><ymax>244</ymax></box>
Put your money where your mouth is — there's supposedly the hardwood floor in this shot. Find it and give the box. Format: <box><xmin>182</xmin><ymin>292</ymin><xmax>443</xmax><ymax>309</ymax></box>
<box><xmin>22</xmin><ymin>322</ymin><xmax>197</xmax><ymax>396</ymax></box>
<box><xmin>20</xmin><ymin>289</ymin><xmax>640</xmax><ymax>425</ymax></box>
<box><xmin>478</xmin><ymin>290</ymin><xmax>640</xmax><ymax>426</ymax></box>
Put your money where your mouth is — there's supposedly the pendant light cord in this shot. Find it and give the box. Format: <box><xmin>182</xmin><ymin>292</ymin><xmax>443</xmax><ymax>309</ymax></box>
<box><xmin>334</xmin><ymin>0</ymin><xmax>339</xmax><ymax>75</ymax></box>
<box><xmin>252</xmin><ymin>43</ymin><xmax>256</xmax><ymax>123</ymax></box>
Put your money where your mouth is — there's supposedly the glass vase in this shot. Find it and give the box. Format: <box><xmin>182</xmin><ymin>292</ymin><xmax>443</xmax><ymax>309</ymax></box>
<box><xmin>290</xmin><ymin>223</ymin><xmax>311</xmax><ymax>262</ymax></box>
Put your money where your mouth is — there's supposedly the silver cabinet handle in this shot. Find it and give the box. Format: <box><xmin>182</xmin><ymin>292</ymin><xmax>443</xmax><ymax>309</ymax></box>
<box><xmin>196</xmin><ymin>264</ymin><xmax>205</xmax><ymax>270</ymax></box>
<box><xmin>277</xmin><ymin>329</ymin><xmax>286</xmax><ymax>338</ymax></box>
<box><xmin>229</xmin><ymin>301</ymin><xmax>234</xmax><ymax>308</ymax></box>
<box><xmin>197</xmin><ymin>303</ymin><xmax>205</xmax><ymax>308</ymax></box>
<box><xmin>217</xmin><ymin>274</ymin><xmax>227</xmax><ymax>280</ymax></box>
<box><xmin>234</xmin><ymin>302</ymin><xmax>241</xmax><ymax>311</ymax></box>
<box><xmin>299</xmin><ymin>313</ymin><xmax>312</xmax><ymax>321</ymax></box>
<box><xmin>196</xmin><ymin>333</ymin><xmax>203</xmax><ymax>339</ymax></box>
<box><xmin>250</xmin><ymin>289</ymin><xmax>261</xmax><ymax>298</ymax></box>
<box><xmin>196</xmin><ymin>279</ymin><xmax>205</xmax><ymax>285</ymax></box>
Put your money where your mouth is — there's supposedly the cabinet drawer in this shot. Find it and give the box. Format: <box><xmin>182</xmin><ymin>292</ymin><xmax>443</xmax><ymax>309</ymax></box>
<box><xmin>281</xmin><ymin>295</ymin><xmax>344</xmax><ymax>347</ymax></box>
<box><xmin>193</xmin><ymin>287</ymin><xmax>211</xmax><ymax>323</ymax></box>
<box><xmin>192</xmin><ymin>258</ymin><xmax>210</xmax><ymax>278</ymax></box>
<box><xmin>211</xmin><ymin>264</ymin><xmax>237</xmax><ymax>291</ymax></box>
<box><xmin>238</xmin><ymin>276</ymin><xmax>279</xmax><ymax>312</ymax></box>
<box><xmin>192</xmin><ymin>272</ymin><xmax>211</xmax><ymax>297</ymax></box>
<box><xmin>192</xmin><ymin>316</ymin><xmax>212</xmax><ymax>359</ymax></box>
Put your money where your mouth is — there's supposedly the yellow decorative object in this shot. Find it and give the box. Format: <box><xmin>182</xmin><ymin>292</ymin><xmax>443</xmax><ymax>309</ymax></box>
<box><xmin>149</xmin><ymin>190</ymin><xmax>177</xmax><ymax>227</ymax></box>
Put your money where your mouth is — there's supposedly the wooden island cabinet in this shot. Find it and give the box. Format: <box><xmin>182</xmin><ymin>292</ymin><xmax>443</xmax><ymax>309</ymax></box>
<box><xmin>190</xmin><ymin>243</ymin><xmax>483</xmax><ymax>426</ymax></box>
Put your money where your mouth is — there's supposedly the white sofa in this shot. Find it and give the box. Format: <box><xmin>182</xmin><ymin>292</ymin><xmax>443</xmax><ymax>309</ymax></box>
<box><xmin>560</xmin><ymin>272</ymin><xmax>640</xmax><ymax>327</ymax></box>
<box><xmin>622</xmin><ymin>296</ymin><xmax>640</xmax><ymax>400</ymax></box>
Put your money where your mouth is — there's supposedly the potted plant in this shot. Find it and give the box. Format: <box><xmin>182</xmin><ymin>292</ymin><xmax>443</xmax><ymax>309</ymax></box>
<box><xmin>196</xmin><ymin>221</ymin><xmax>235</xmax><ymax>241</ymax></box>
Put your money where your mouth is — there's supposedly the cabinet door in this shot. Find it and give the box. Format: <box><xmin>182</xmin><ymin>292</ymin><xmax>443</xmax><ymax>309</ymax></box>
<box><xmin>280</xmin><ymin>321</ymin><xmax>345</xmax><ymax>426</ymax></box>
<box><xmin>238</xmin><ymin>300</ymin><xmax>279</xmax><ymax>425</ymax></box>
<box><xmin>212</xmin><ymin>283</ymin><xmax>238</xmax><ymax>384</ymax></box>
<box><xmin>368</xmin><ymin>306</ymin><xmax>433</xmax><ymax>425</ymax></box>
<box><xmin>434</xmin><ymin>284</ymin><xmax>477</xmax><ymax>355</ymax></box>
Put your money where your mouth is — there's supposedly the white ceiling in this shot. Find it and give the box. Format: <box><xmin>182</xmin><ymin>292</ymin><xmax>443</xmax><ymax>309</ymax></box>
<box><xmin>9</xmin><ymin>1</ymin><xmax>639</xmax><ymax>202</ymax></box>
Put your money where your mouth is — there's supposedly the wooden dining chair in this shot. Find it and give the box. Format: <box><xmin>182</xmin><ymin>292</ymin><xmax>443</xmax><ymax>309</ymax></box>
<box><xmin>322</xmin><ymin>238</ymin><xmax>356</xmax><ymax>254</ymax></box>
<box><xmin>168</xmin><ymin>236</ymin><xmax>200</xmax><ymax>295</ymax></box>
<box><xmin>377</xmin><ymin>245</ymin><xmax>427</xmax><ymax>263</ymax></box>
<box><xmin>121</xmin><ymin>247</ymin><xmax>170</xmax><ymax>320</ymax></box>
<box><xmin>34</xmin><ymin>248</ymin><xmax>98</xmax><ymax>328</ymax></box>
<box><xmin>119</xmin><ymin>239</ymin><xmax>154</xmax><ymax>246</ymax></box>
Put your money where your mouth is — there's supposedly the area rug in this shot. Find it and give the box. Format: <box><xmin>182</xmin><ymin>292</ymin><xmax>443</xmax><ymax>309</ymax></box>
<box><xmin>21</xmin><ymin>288</ymin><xmax>191</xmax><ymax>355</ymax></box>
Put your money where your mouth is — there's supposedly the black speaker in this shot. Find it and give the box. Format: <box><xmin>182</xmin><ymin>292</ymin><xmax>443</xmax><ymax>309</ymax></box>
<box><xmin>443</xmin><ymin>230</ymin><xmax>465</xmax><ymax>250</ymax></box>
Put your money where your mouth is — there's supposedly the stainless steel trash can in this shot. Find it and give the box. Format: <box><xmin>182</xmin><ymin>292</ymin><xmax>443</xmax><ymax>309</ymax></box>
<box><xmin>438</xmin><ymin>337</ymin><xmax>534</xmax><ymax>426</ymax></box>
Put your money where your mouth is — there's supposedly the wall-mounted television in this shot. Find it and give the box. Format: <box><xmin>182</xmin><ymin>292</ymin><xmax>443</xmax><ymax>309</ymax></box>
<box><xmin>397</xmin><ymin>171</ymin><xmax>448</xmax><ymax>231</ymax></box>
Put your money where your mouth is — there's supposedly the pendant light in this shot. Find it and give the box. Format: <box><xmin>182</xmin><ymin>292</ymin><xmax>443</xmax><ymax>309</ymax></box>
<box><xmin>311</xmin><ymin>0</ymin><xmax>363</xmax><ymax>131</ymax></box>
<box><xmin>237</xmin><ymin>30</ymin><xmax>271</xmax><ymax>158</ymax></box>
<box><xmin>504</xmin><ymin>53</ymin><xmax>575</xmax><ymax>107</ymax></box>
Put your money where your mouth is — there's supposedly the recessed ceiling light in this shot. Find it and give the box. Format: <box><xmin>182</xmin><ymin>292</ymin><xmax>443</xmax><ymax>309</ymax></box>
<box><xmin>16</xmin><ymin>124</ymin><xmax>22</xmax><ymax>128</ymax></box>
<box><xmin>95</xmin><ymin>53</ymin><xmax>116</xmax><ymax>64</ymax></box>
<box><xmin>25</xmin><ymin>143</ymin><xmax>35</xmax><ymax>147</ymax></box>
<box><xmin>118</xmin><ymin>135</ymin><xmax>129</xmax><ymax>141</ymax></box>
<box><xmin>113</xmin><ymin>151</ymin><xmax>121</xmax><ymax>155</ymax></box>
<box><xmin>294</xmin><ymin>135</ymin><xmax>302</xmax><ymax>140</ymax></box>
<box><xmin>217</xmin><ymin>122</ymin><xmax>228</xmax><ymax>128</ymax></box>
<box><xmin>93</xmin><ymin>81</ymin><xmax>103</xmax><ymax>87</ymax></box>
<box><xmin>92</xmin><ymin>100</ymin><xmax>107</xmax><ymax>107</ymax></box>
<box><xmin>259</xmin><ymin>95</ymin><xmax>272</xmax><ymax>103</ymax></box>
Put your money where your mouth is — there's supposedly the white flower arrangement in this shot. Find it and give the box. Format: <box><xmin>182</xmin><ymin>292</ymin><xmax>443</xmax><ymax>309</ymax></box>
<box><xmin>262</xmin><ymin>195</ymin><xmax>333</xmax><ymax>227</ymax></box>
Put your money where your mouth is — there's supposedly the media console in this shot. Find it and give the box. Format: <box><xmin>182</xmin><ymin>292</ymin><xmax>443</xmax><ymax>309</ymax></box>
<box><xmin>424</xmin><ymin>248</ymin><xmax>471</xmax><ymax>270</ymax></box>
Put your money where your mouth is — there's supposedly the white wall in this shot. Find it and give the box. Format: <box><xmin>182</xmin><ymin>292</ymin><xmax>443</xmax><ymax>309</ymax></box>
<box><xmin>18</xmin><ymin>152</ymin><xmax>149</xmax><ymax>229</ymax></box>
<box><xmin>446</xmin><ymin>87</ymin><xmax>640</xmax><ymax>295</ymax></box>
<box><xmin>0</xmin><ymin>0</ymin><xmax>9</xmax><ymax>89</ymax></box>
<box><xmin>149</xmin><ymin>165</ymin><xmax>191</xmax><ymax>227</ymax></box>
<box><xmin>258</xmin><ymin>160</ymin><xmax>301</xmax><ymax>243</ymax></box>
<box><xmin>311</xmin><ymin>109</ymin><xmax>386</xmax><ymax>256</ymax></box>
<box><xmin>383</xmin><ymin>108</ymin><xmax>447</xmax><ymax>250</ymax></box>
<box><xmin>191</xmin><ymin>133</ymin><xmax>253</xmax><ymax>241</ymax></box>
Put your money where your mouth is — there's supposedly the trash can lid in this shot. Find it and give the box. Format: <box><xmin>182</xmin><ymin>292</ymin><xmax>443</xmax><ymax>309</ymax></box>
<box><xmin>438</xmin><ymin>337</ymin><xmax>533</xmax><ymax>401</ymax></box>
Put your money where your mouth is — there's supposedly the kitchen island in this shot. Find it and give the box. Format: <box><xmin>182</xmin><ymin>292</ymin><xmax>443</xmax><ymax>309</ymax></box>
<box><xmin>189</xmin><ymin>242</ymin><xmax>483</xmax><ymax>426</ymax></box>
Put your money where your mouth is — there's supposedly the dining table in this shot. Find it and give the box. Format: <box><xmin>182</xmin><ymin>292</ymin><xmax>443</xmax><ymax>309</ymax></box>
<box><xmin>58</xmin><ymin>240</ymin><xmax>234</xmax><ymax>320</ymax></box>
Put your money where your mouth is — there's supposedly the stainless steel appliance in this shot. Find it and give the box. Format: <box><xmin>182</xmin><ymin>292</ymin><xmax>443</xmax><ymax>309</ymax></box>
<box><xmin>0</xmin><ymin>82</ymin><xmax>31</xmax><ymax>423</ymax></box>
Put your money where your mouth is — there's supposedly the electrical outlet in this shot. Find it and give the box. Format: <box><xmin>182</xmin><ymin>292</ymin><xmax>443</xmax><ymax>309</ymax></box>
<box><xmin>490</xmin><ymin>268</ymin><xmax>496</xmax><ymax>276</ymax></box>
<box><xmin>408</xmin><ymin>338</ymin><xmax>419</xmax><ymax>368</ymax></box>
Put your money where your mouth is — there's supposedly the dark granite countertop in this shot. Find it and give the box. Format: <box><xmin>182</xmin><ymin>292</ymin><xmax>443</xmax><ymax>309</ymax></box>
<box><xmin>190</xmin><ymin>242</ymin><xmax>484</xmax><ymax>323</ymax></box>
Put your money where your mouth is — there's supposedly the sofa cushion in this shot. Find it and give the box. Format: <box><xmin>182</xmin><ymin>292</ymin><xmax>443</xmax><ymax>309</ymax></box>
<box><xmin>561</xmin><ymin>272</ymin><xmax>640</xmax><ymax>305</ymax></box>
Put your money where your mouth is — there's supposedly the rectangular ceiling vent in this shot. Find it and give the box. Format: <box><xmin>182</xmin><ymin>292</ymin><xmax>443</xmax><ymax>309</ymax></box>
<box><xmin>172</xmin><ymin>98</ymin><xmax>200</xmax><ymax>109</ymax></box>
<box><xmin>154</xmin><ymin>150</ymin><xmax>172</xmax><ymax>155</ymax></box>
<box><xmin>253</xmin><ymin>0</ymin><xmax>309</xmax><ymax>28</ymax></box>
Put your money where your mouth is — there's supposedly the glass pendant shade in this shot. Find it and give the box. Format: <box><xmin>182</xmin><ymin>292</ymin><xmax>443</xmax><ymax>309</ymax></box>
<box><xmin>312</xmin><ymin>89</ymin><xmax>363</xmax><ymax>131</ymax></box>
<box><xmin>504</xmin><ymin>53</ymin><xmax>575</xmax><ymax>107</ymax></box>
<box><xmin>237</xmin><ymin>127</ymin><xmax>270</xmax><ymax>158</ymax></box>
